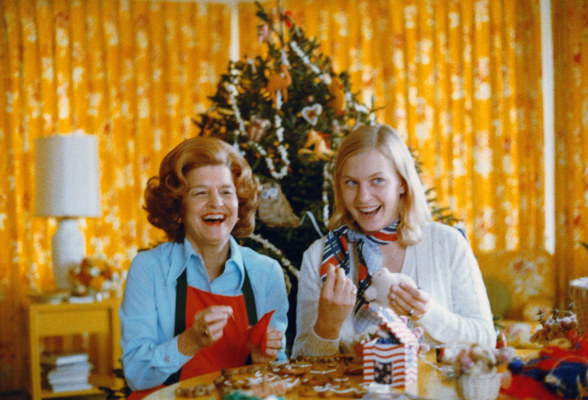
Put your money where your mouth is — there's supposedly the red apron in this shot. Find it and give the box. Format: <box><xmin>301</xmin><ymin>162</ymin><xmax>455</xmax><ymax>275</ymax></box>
<box><xmin>180</xmin><ymin>286</ymin><xmax>251</xmax><ymax>377</ymax></box>
<box><xmin>128</xmin><ymin>269</ymin><xmax>256</xmax><ymax>400</ymax></box>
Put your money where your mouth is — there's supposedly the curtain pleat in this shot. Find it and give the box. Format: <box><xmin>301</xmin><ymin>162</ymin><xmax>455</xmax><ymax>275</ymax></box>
<box><xmin>553</xmin><ymin>0</ymin><xmax>588</xmax><ymax>305</ymax></box>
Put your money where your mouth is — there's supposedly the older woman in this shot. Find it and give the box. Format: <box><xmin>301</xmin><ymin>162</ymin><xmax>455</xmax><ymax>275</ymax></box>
<box><xmin>292</xmin><ymin>124</ymin><xmax>494</xmax><ymax>357</ymax></box>
<box><xmin>120</xmin><ymin>137</ymin><xmax>288</xmax><ymax>395</ymax></box>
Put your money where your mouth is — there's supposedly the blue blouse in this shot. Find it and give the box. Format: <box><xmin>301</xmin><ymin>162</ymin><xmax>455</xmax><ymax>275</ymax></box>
<box><xmin>119</xmin><ymin>236</ymin><xmax>289</xmax><ymax>390</ymax></box>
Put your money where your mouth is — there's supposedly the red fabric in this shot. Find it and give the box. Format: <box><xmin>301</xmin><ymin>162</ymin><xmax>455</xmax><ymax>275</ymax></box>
<box><xmin>538</xmin><ymin>344</ymin><xmax>588</xmax><ymax>367</ymax></box>
<box><xmin>127</xmin><ymin>385</ymin><xmax>163</xmax><ymax>400</ymax></box>
<box><xmin>320</xmin><ymin>234</ymin><xmax>350</xmax><ymax>276</ymax></box>
<box><xmin>180</xmin><ymin>286</ymin><xmax>251</xmax><ymax>378</ymax></box>
<box><xmin>369</xmin><ymin>230</ymin><xmax>398</xmax><ymax>242</ymax></box>
<box><xmin>500</xmin><ymin>375</ymin><xmax>562</xmax><ymax>400</ymax></box>
<box><xmin>247</xmin><ymin>310</ymin><xmax>275</xmax><ymax>354</ymax></box>
<box><xmin>500</xmin><ymin>336</ymin><xmax>588</xmax><ymax>400</ymax></box>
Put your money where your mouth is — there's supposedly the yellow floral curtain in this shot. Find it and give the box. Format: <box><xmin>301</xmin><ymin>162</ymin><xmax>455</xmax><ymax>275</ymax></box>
<box><xmin>1</xmin><ymin>0</ymin><xmax>587</xmax><ymax>392</ymax></box>
<box><xmin>240</xmin><ymin>0</ymin><xmax>545</xmax><ymax>255</ymax></box>
<box><xmin>553</xmin><ymin>0</ymin><xmax>588</xmax><ymax>303</ymax></box>
<box><xmin>0</xmin><ymin>0</ymin><xmax>231</xmax><ymax>390</ymax></box>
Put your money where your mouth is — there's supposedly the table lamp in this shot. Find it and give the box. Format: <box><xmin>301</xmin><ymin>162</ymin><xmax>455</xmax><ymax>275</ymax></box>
<box><xmin>34</xmin><ymin>133</ymin><xmax>102</xmax><ymax>291</ymax></box>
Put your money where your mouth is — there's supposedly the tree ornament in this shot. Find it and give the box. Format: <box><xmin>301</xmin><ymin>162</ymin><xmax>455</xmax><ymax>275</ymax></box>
<box><xmin>328</xmin><ymin>76</ymin><xmax>346</xmax><ymax>116</ymax></box>
<box><xmin>301</xmin><ymin>104</ymin><xmax>323</xmax><ymax>126</ymax></box>
<box><xmin>248</xmin><ymin>116</ymin><xmax>272</xmax><ymax>142</ymax></box>
<box><xmin>258</xmin><ymin>181</ymin><xmax>300</xmax><ymax>228</ymax></box>
<box><xmin>266</xmin><ymin>64</ymin><xmax>292</xmax><ymax>107</ymax></box>
<box><xmin>298</xmin><ymin>129</ymin><xmax>335</xmax><ymax>161</ymax></box>
<box><xmin>257</xmin><ymin>24</ymin><xmax>269</xmax><ymax>44</ymax></box>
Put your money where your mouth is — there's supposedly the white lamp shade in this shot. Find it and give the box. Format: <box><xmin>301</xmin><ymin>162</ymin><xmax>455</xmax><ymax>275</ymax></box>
<box><xmin>34</xmin><ymin>133</ymin><xmax>102</xmax><ymax>218</ymax></box>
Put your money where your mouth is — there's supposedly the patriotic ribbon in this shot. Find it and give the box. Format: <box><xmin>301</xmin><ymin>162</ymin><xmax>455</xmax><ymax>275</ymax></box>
<box><xmin>320</xmin><ymin>219</ymin><xmax>400</xmax><ymax>314</ymax></box>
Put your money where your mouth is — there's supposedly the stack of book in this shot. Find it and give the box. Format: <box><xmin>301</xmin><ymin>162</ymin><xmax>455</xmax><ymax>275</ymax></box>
<box><xmin>41</xmin><ymin>352</ymin><xmax>93</xmax><ymax>393</ymax></box>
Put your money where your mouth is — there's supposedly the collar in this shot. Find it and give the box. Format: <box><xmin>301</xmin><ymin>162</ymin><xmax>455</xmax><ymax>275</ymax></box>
<box><xmin>166</xmin><ymin>236</ymin><xmax>245</xmax><ymax>285</ymax></box>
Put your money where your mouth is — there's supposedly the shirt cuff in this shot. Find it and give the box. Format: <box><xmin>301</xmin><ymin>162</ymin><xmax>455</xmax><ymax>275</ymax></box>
<box><xmin>413</xmin><ymin>299</ymin><xmax>445</xmax><ymax>338</ymax></box>
<box><xmin>301</xmin><ymin>328</ymin><xmax>341</xmax><ymax>357</ymax></box>
<box><xmin>165</xmin><ymin>336</ymin><xmax>192</xmax><ymax>369</ymax></box>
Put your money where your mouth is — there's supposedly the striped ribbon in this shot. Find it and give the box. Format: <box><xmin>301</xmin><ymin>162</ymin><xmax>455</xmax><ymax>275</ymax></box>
<box><xmin>320</xmin><ymin>220</ymin><xmax>400</xmax><ymax>314</ymax></box>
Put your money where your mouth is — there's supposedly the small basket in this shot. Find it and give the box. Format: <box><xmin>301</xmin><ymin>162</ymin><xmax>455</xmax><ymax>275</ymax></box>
<box><xmin>456</xmin><ymin>371</ymin><xmax>502</xmax><ymax>400</ymax></box>
<box><xmin>570</xmin><ymin>277</ymin><xmax>588</xmax><ymax>336</ymax></box>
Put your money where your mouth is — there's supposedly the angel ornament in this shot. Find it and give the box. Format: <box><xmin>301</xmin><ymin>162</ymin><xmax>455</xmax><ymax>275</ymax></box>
<box><xmin>257</xmin><ymin>182</ymin><xmax>300</xmax><ymax>228</ymax></box>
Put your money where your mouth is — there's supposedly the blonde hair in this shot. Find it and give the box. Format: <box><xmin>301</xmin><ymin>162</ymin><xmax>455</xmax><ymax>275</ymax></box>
<box><xmin>144</xmin><ymin>136</ymin><xmax>259</xmax><ymax>242</ymax></box>
<box><xmin>329</xmin><ymin>124</ymin><xmax>431</xmax><ymax>246</ymax></box>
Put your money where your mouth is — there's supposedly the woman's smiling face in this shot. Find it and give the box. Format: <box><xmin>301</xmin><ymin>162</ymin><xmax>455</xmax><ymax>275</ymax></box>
<box><xmin>182</xmin><ymin>165</ymin><xmax>239</xmax><ymax>250</ymax></box>
<box><xmin>340</xmin><ymin>149</ymin><xmax>406</xmax><ymax>233</ymax></box>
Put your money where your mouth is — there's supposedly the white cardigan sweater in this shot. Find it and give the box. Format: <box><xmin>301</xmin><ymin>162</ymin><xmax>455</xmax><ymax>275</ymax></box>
<box><xmin>292</xmin><ymin>221</ymin><xmax>495</xmax><ymax>357</ymax></box>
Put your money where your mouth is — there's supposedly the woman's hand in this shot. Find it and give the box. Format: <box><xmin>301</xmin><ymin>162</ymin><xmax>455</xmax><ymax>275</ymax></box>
<box><xmin>388</xmin><ymin>282</ymin><xmax>430</xmax><ymax>320</ymax></box>
<box><xmin>178</xmin><ymin>305</ymin><xmax>233</xmax><ymax>355</ymax></box>
<box><xmin>249</xmin><ymin>326</ymin><xmax>283</xmax><ymax>364</ymax></box>
<box><xmin>314</xmin><ymin>264</ymin><xmax>357</xmax><ymax>340</ymax></box>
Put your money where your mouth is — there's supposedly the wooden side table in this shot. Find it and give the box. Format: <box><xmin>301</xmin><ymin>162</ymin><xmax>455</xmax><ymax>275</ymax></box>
<box><xmin>27</xmin><ymin>298</ymin><xmax>122</xmax><ymax>400</ymax></box>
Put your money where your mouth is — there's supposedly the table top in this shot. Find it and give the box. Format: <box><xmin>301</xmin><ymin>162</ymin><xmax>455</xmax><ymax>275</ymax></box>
<box><xmin>145</xmin><ymin>350</ymin><xmax>538</xmax><ymax>400</ymax></box>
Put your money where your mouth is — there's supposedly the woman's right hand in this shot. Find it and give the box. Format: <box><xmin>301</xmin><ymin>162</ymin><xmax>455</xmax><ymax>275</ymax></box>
<box><xmin>313</xmin><ymin>264</ymin><xmax>357</xmax><ymax>340</ymax></box>
<box><xmin>178</xmin><ymin>305</ymin><xmax>233</xmax><ymax>355</ymax></box>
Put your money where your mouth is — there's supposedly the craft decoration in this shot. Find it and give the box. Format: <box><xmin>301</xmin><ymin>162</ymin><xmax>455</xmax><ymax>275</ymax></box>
<box><xmin>257</xmin><ymin>181</ymin><xmax>300</xmax><ymax>228</ymax></box>
<box><xmin>301</xmin><ymin>103</ymin><xmax>323</xmax><ymax>126</ymax></box>
<box><xmin>364</xmin><ymin>269</ymin><xmax>418</xmax><ymax>308</ymax></box>
<box><xmin>246</xmin><ymin>58</ymin><xmax>257</xmax><ymax>74</ymax></box>
<box><xmin>247</xmin><ymin>116</ymin><xmax>271</xmax><ymax>142</ymax></box>
<box><xmin>298</xmin><ymin>129</ymin><xmax>335</xmax><ymax>161</ymax></box>
<box><xmin>247</xmin><ymin>310</ymin><xmax>275</xmax><ymax>355</ymax></box>
<box><xmin>269</xmin><ymin>7</ymin><xmax>280</xmax><ymax>28</ymax></box>
<box><xmin>177</xmin><ymin>354</ymin><xmax>364</xmax><ymax>399</ymax></box>
<box><xmin>362</xmin><ymin>303</ymin><xmax>419</xmax><ymax>389</ymax></box>
<box><xmin>266</xmin><ymin>64</ymin><xmax>292</xmax><ymax>106</ymax></box>
<box><xmin>257</xmin><ymin>24</ymin><xmax>269</xmax><ymax>44</ymax></box>
<box><xmin>328</xmin><ymin>76</ymin><xmax>346</xmax><ymax>115</ymax></box>
<box><xmin>200</xmin><ymin>118</ymin><xmax>214</xmax><ymax>137</ymax></box>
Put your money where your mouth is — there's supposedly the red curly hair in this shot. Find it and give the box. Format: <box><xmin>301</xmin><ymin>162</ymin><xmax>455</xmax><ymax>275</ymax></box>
<box><xmin>144</xmin><ymin>137</ymin><xmax>259</xmax><ymax>242</ymax></box>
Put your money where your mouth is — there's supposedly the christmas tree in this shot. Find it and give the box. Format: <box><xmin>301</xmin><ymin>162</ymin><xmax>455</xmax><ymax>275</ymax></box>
<box><xmin>194</xmin><ymin>2</ymin><xmax>377</xmax><ymax>286</ymax></box>
<box><xmin>194</xmin><ymin>2</ymin><xmax>458</xmax><ymax>291</ymax></box>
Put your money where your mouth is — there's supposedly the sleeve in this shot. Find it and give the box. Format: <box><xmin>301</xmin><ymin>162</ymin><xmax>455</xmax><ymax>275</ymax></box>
<box><xmin>119</xmin><ymin>252</ymin><xmax>191</xmax><ymax>391</ymax></box>
<box><xmin>415</xmin><ymin>229</ymin><xmax>496</xmax><ymax>347</ymax></box>
<box><xmin>260</xmin><ymin>258</ymin><xmax>290</xmax><ymax>361</ymax></box>
<box><xmin>291</xmin><ymin>239</ymin><xmax>341</xmax><ymax>357</ymax></box>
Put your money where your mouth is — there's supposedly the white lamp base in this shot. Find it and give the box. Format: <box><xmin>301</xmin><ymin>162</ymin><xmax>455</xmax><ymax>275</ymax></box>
<box><xmin>52</xmin><ymin>218</ymin><xmax>86</xmax><ymax>291</ymax></box>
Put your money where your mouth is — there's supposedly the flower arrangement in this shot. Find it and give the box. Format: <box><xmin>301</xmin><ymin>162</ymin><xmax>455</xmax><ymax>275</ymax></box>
<box><xmin>530</xmin><ymin>308</ymin><xmax>579</xmax><ymax>346</ymax></box>
<box><xmin>68</xmin><ymin>256</ymin><xmax>126</xmax><ymax>298</ymax></box>
<box><xmin>439</xmin><ymin>344</ymin><xmax>515</xmax><ymax>377</ymax></box>
<box><xmin>438</xmin><ymin>344</ymin><xmax>515</xmax><ymax>400</ymax></box>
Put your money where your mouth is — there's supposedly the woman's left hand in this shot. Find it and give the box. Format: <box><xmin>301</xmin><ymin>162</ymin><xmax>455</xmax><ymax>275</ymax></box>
<box><xmin>249</xmin><ymin>326</ymin><xmax>283</xmax><ymax>364</ymax></box>
<box><xmin>388</xmin><ymin>282</ymin><xmax>430</xmax><ymax>320</ymax></box>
